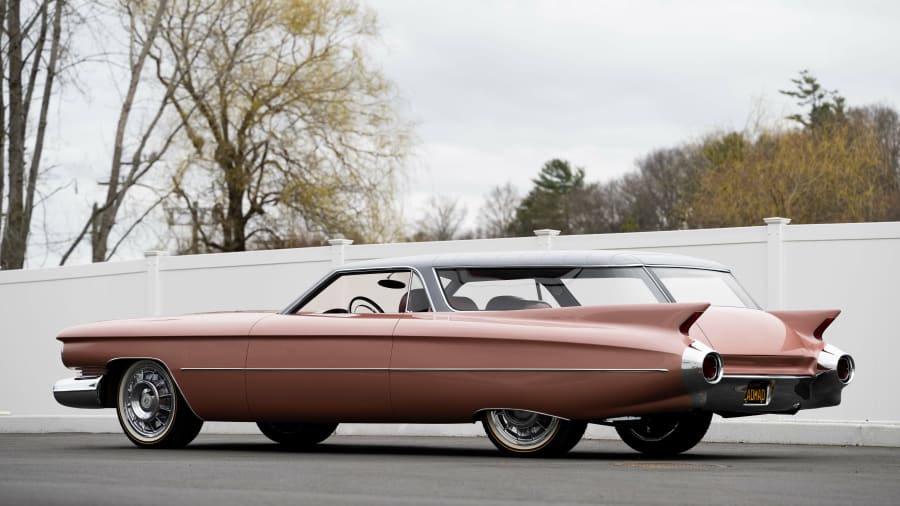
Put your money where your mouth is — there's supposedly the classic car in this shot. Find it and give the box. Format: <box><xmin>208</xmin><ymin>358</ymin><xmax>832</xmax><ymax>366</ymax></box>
<box><xmin>53</xmin><ymin>250</ymin><xmax>855</xmax><ymax>456</ymax></box>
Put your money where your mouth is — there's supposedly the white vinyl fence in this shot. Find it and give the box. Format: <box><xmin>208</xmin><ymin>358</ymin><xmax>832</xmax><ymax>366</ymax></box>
<box><xmin>1</xmin><ymin>218</ymin><xmax>898</xmax><ymax>446</ymax></box>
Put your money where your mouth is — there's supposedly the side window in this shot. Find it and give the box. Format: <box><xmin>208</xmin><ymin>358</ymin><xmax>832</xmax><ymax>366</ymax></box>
<box><xmin>651</xmin><ymin>268</ymin><xmax>754</xmax><ymax>308</ymax></box>
<box><xmin>437</xmin><ymin>267</ymin><xmax>663</xmax><ymax>310</ymax></box>
<box><xmin>298</xmin><ymin>270</ymin><xmax>412</xmax><ymax>314</ymax></box>
<box><xmin>562</xmin><ymin>277</ymin><xmax>659</xmax><ymax>305</ymax></box>
<box><xmin>453</xmin><ymin>279</ymin><xmax>559</xmax><ymax>310</ymax></box>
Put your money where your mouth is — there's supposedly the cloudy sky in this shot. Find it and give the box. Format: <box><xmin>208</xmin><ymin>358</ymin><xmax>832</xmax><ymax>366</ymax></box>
<box><xmin>371</xmin><ymin>0</ymin><xmax>900</xmax><ymax>224</ymax></box>
<box><xmin>33</xmin><ymin>0</ymin><xmax>900</xmax><ymax>265</ymax></box>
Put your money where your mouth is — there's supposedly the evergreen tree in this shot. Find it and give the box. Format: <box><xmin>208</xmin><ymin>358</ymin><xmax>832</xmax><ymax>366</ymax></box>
<box><xmin>511</xmin><ymin>159</ymin><xmax>585</xmax><ymax>235</ymax></box>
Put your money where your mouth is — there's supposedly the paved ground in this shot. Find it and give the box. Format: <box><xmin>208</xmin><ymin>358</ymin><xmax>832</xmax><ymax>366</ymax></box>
<box><xmin>1</xmin><ymin>434</ymin><xmax>898</xmax><ymax>506</ymax></box>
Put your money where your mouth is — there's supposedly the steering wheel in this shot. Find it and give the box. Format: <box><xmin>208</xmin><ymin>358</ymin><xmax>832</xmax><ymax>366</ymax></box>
<box><xmin>348</xmin><ymin>295</ymin><xmax>384</xmax><ymax>314</ymax></box>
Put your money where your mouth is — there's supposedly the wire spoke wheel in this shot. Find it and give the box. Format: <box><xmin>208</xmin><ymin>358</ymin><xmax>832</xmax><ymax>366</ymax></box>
<box><xmin>116</xmin><ymin>360</ymin><xmax>202</xmax><ymax>448</ymax></box>
<box><xmin>482</xmin><ymin>409</ymin><xmax>585</xmax><ymax>457</ymax></box>
<box><xmin>489</xmin><ymin>410</ymin><xmax>560</xmax><ymax>449</ymax></box>
<box><xmin>122</xmin><ymin>365</ymin><xmax>174</xmax><ymax>440</ymax></box>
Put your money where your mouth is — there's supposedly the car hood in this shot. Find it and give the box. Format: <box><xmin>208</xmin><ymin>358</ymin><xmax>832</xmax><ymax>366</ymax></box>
<box><xmin>57</xmin><ymin>312</ymin><xmax>274</xmax><ymax>340</ymax></box>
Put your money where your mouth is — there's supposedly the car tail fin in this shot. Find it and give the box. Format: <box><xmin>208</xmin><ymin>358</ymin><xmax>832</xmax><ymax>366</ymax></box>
<box><xmin>475</xmin><ymin>302</ymin><xmax>711</xmax><ymax>333</ymax></box>
<box><xmin>769</xmin><ymin>309</ymin><xmax>841</xmax><ymax>340</ymax></box>
<box><xmin>679</xmin><ymin>310</ymin><xmax>706</xmax><ymax>336</ymax></box>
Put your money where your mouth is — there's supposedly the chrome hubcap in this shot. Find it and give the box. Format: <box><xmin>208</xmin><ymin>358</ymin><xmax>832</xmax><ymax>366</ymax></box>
<box><xmin>122</xmin><ymin>365</ymin><xmax>174</xmax><ymax>439</ymax></box>
<box><xmin>489</xmin><ymin>410</ymin><xmax>560</xmax><ymax>450</ymax></box>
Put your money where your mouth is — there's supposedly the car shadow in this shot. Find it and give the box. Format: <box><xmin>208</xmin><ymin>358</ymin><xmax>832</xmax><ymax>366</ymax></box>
<box><xmin>127</xmin><ymin>438</ymin><xmax>778</xmax><ymax>462</ymax></box>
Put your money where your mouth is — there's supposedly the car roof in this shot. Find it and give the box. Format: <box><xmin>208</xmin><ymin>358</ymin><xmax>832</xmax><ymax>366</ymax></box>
<box><xmin>338</xmin><ymin>250</ymin><xmax>730</xmax><ymax>272</ymax></box>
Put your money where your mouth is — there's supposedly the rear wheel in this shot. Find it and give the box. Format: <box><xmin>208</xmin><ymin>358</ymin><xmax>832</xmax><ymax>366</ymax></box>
<box><xmin>615</xmin><ymin>412</ymin><xmax>712</xmax><ymax>456</ymax></box>
<box><xmin>116</xmin><ymin>360</ymin><xmax>203</xmax><ymax>449</ymax></box>
<box><xmin>482</xmin><ymin>409</ymin><xmax>586</xmax><ymax>457</ymax></box>
<box><xmin>257</xmin><ymin>422</ymin><xmax>338</xmax><ymax>448</ymax></box>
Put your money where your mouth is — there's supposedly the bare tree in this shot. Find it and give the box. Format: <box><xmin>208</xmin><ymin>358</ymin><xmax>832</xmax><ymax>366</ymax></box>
<box><xmin>59</xmin><ymin>0</ymin><xmax>184</xmax><ymax>264</ymax></box>
<box><xmin>0</xmin><ymin>0</ymin><xmax>67</xmax><ymax>269</ymax></box>
<box><xmin>157</xmin><ymin>0</ymin><xmax>410</xmax><ymax>253</ymax></box>
<box><xmin>627</xmin><ymin>145</ymin><xmax>705</xmax><ymax>230</ymax></box>
<box><xmin>477</xmin><ymin>182</ymin><xmax>519</xmax><ymax>238</ymax></box>
<box><xmin>567</xmin><ymin>181</ymin><xmax>628</xmax><ymax>234</ymax></box>
<box><xmin>849</xmin><ymin>105</ymin><xmax>900</xmax><ymax>188</ymax></box>
<box><xmin>413</xmin><ymin>195</ymin><xmax>467</xmax><ymax>241</ymax></box>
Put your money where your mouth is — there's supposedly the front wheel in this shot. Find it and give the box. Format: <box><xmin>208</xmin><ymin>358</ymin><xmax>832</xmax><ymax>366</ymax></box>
<box><xmin>116</xmin><ymin>360</ymin><xmax>203</xmax><ymax>449</ymax></box>
<box><xmin>615</xmin><ymin>412</ymin><xmax>712</xmax><ymax>456</ymax></box>
<box><xmin>482</xmin><ymin>409</ymin><xmax>586</xmax><ymax>457</ymax></box>
<box><xmin>257</xmin><ymin>422</ymin><xmax>338</xmax><ymax>448</ymax></box>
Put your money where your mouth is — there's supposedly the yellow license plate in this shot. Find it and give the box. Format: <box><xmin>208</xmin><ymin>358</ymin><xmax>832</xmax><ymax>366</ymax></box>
<box><xmin>743</xmin><ymin>381</ymin><xmax>770</xmax><ymax>405</ymax></box>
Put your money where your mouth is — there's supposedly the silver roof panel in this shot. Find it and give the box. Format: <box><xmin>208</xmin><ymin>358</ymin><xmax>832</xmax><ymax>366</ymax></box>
<box><xmin>338</xmin><ymin>250</ymin><xmax>729</xmax><ymax>272</ymax></box>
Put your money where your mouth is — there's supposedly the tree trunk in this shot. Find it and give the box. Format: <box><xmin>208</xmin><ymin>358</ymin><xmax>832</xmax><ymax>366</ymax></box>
<box><xmin>0</xmin><ymin>0</ymin><xmax>64</xmax><ymax>269</ymax></box>
<box><xmin>0</xmin><ymin>0</ymin><xmax>7</xmax><ymax>243</ymax></box>
<box><xmin>224</xmin><ymin>166</ymin><xmax>246</xmax><ymax>252</ymax></box>
<box><xmin>1</xmin><ymin>0</ymin><xmax>27</xmax><ymax>269</ymax></box>
<box><xmin>24</xmin><ymin>0</ymin><xmax>63</xmax><ymax>241</ymax></box>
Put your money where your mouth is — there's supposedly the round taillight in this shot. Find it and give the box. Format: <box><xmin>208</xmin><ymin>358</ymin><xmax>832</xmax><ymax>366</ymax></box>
<box><xmin>702</xmin><ymin>353</ymin><xmax>722</xmax><ymax>383</ymax></box>
<box><xmin>837</xmin><ymin>355</ymin><xmax>854</xmax><ymax>384</ymax></box>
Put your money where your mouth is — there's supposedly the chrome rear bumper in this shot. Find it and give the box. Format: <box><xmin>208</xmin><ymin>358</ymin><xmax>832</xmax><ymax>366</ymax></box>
<box><xmin>53</xmin><ymin>376</ymin><xmax>104</xmax><ymax>409</ymax></box>
<box><xmin>686</xmin><ymin>344</ymin><xmax>854</xmax><ymax>417</ymax></box>
<box><xmin>700</xmin><ymin>371</ymin><xmax>846</xmax><ymax>417</ymax></box>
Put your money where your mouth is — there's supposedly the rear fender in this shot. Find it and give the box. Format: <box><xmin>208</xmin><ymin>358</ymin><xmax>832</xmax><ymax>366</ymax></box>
<box><xmin>462</xmin><ymin>302</ymin><xmax>711</xmax><ymax>337</ymax></box>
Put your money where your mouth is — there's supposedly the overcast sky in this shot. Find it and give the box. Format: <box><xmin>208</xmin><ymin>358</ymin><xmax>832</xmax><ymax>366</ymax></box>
<box><xmin>33</xmin><ymin>0</ymin><xmax>900</xmax><ymax>266</ymax></box>
<box><xmin>372</xmin><ymin>0</ymin><xmax>900</xmax><ymax>224</ymax></box>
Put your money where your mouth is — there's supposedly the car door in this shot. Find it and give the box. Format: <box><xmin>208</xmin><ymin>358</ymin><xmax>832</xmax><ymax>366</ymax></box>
<box><xmin>246</xmin><ymin>313</ymin><xmax>398</xmax><ymax>421</ymax></box>
<box><xmin>245</xmin><ymin>269</ymin><xmax>412</xmax><ymax>422</ymax></box>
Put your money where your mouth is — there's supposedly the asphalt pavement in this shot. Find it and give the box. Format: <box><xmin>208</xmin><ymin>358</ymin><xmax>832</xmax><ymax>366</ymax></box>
<box><xmin>1</xmin><ymin>433</ymin><xmax>898</xmax><ymax>506</ymax></box>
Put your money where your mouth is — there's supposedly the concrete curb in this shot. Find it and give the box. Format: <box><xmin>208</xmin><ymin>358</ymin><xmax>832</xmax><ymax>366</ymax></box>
<box><xmin>1</xmin><ymin>415</ymin><xmax>898</xmax><ymax>447</ymax></box>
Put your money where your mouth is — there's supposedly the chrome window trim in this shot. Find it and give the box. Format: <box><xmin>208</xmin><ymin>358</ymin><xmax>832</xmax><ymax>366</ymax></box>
<box><xmin>431</xmin><ymin>267</ymin><xmax>459</xmax><ymax>312</ymax></box>
<box><xmin>642</xmin><ymin>265</ymin><xmax>675</xmax><ymax>303</ymax></box>
<box><xmin>283</xmin><ymin>266</ymin><xmax>436</xmax><ymax>315</ymax></box>
<box><xmin>432</xmin><ymin>263</ymin><xmax>646</xmax><ymax>270</ymax></box>
<box><xmin>644</xmin><ymin>264</ymin><xmax>731</xmax><ymax>273</ymax></box>
<box><xmin>403</xmin><ymin>270</ymin><xmax>430</xmax><ymax>314</ymax></box>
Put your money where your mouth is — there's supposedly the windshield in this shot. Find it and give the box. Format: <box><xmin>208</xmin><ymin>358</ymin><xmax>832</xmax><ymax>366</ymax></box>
<box><xmin>436</xmin><ymin>267</ymin><xmax>666</xmax><ymax>310</ymax></box>
<box><xmin>651</xmin><ymin>267</ymin><xmax>758</xmax><ymax>309</ymax></box>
